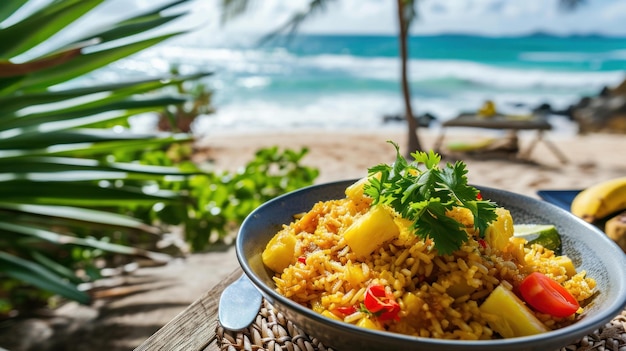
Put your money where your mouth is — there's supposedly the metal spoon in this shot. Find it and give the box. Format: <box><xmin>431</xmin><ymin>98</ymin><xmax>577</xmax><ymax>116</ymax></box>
<box><xmin>218</xmin><ymin>274</ymin><xmax>263</xmax><ymax>330</ymax></box>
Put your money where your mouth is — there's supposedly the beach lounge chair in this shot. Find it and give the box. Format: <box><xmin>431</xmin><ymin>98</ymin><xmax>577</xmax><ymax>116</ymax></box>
<box><xmin>433</xmin><ymin>112</ymin><xmax>568</xmax><ymax>164</ymax></box>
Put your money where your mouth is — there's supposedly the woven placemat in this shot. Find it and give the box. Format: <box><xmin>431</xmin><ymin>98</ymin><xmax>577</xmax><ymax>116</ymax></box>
<box><xmin>216</xmin><ymin>299</ymin><xmax>626</xmax><ymax>351</ymax></box>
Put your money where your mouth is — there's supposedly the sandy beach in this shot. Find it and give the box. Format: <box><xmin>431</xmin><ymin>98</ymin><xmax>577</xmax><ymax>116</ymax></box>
<box><xmin>198</xmin><ymin>128</ymin><xmax>626</xmax><ymax>199</ymax></box>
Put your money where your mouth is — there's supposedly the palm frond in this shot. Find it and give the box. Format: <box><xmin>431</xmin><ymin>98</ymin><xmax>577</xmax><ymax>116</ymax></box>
<box><xmin>0</xmin><ymin>0</ymin><xmax>28</xmax><ymax>23</ymax></box>
<box><xmin>67</xmin><ymin>0</ymin><xmax>193</xmax><ymax>47</ymax></box>
<box><xmin>220</xmin><ymin>0</ymin><xmax>251</xmax><ymax>24</ymax></box>
<box><xmin>0</xmin><ymin>72</ymin><xmax>212</xmax><ymax>117</ymax></box>
<box><xmin>259</xmin><ymin>0</ymin><xmax>336</xmax><ymax>44</ymax></box>
<box><xmin>0</xmin><ymin>202</ymin><xmax>160</xmax><ymax>233</ymax></box>
<box><xmin>0</xmin><ymin>0</ymin><xmax>104</xmax><ymax>59</ymax></box>
<box><xmin>0</xmin><ymin>251</ymin><xmax>90</xmax><ymax>304</ymax></box>
<box><xmin>0</xmin><ymin>0</ymin><xmax>207</xmax><ymax>310</ymax></box>
<box><xmin>0</xmin><ymin>222</ymin><xmax>169</xmax><ymax>262</ymax></box>
<box><xmin>16</xmin><ymin>32</ymin><xmax>184</xmax><ymax>92</ymax></box>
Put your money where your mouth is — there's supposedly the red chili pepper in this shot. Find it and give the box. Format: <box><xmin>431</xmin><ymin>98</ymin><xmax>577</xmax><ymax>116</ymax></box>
<box><xmin>298</xmin><ymin>256</ymin><xmax>306</xmax><ymax>264</ymax></box>
<box><xmin>333</xmin><ymin>306</ymin><xmax>357</xmax><ymax>316</ymax></box>
<box><xmin>379</xmin><ymin>305</ymin><xmax>401</xmax><ymax>321</ymax></box>
<box><xmin>519</xmin><ymin>272</ymin><xmax>579</xmax><ymax>318</ymax></box>
<box><xmin>364</xmin><ymin>284</ymin><xmax>401</xmax><ymax>321</ymax></box>
<box><xmin>478</xmin><ymin>239</ymin><xmax>487</xmax><ymax>249</ymax></box>
<box><xmin>476</xmin><ymin>192</ymin><xmax>483</xmax><ymax>200</ymax></box>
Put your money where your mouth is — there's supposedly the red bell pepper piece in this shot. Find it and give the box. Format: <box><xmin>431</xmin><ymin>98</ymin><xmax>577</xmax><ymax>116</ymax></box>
<box><xmin>333</xmin><ymin>305</ymin><xmax>358</xmax><ymax>316</ymax></box>
<box><xmin>364</xmin><ymin>284</ymin><xmax>401</xmax><ymax>321</ymax></box>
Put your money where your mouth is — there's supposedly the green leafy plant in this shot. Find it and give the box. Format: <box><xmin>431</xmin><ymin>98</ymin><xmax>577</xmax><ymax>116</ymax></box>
<box><xmin>110</xmin><ymin>144</ymin><xmax>320</xmax><ymax>252</ymax></box>
<box><xmin>365</xmin><ymin>142</ymin><xmax>497</xmax><ymax>255</ymax></box>
<box><xmin>0</xmin><ymin>0</ymin><xmax>209</xmax><ymax>314</ymax></box>
<box><xmin>157</xmin><ymin>65</ymin><xmax>216</xmax><ymax>133</ymax></box>
<box><xmin>170</xmin><ymin>146</ymin><xmax>319</xmax><ymax>251</ymax></box>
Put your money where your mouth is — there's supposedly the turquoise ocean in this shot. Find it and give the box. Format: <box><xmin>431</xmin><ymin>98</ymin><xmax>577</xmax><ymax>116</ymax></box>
<box><xmin>105</xmin><ymin>33</ymin><xmax>626</xmax><ymax>134</ymax></box>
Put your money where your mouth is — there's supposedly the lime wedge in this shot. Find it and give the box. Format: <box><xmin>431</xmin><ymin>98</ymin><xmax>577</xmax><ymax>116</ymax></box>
<box><xmin>513</xmin><ymin>224</ymin><xmax>562</xmax><ymax>255</ymax></box>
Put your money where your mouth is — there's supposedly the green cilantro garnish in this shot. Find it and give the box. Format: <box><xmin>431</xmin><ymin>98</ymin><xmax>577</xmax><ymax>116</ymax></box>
<box><xmin>364</xmin><ymin>141</ymin><xmax>498</xmax><ymax>255</ymax></box>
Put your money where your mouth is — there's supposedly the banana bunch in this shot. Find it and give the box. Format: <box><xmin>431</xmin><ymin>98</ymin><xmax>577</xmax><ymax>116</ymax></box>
<box><xmin>571</xmin><ymin>177</ymin><xmax>626</xmax><ymax>252</ymax></box>
<box><xmin>571</xmin><ymin>177</ymin><xmax>626</xmax><ymax>223</ymax></box>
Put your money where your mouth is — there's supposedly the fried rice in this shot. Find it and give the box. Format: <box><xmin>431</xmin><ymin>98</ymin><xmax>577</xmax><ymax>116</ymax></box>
<box><xmin>264</xmin><ymin>190</ymin><xmax>596</xmax><ymax>340</ymax></box>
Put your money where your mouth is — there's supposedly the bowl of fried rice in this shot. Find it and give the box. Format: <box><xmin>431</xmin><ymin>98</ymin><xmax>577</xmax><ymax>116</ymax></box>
<box><xmin>236</xmin><ymin>154</ymin><xmax>626</xmax><ymax>351</ymax></box>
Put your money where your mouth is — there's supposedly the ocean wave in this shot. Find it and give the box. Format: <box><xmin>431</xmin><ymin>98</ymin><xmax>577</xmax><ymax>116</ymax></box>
<box><xmin>519</xmin><ymin>49</ymin><xmax>626</xmax><ymax>62</ymax></box>
<box><xmin>111</xmin><ymin>43</ymin><xmax>621</xmax><ymax>135</ymax></box>
<box><xmin>193</xmin><ymin>93</ymin><xmax>404</xmax><ymax>134</ymax></box>
<box><xmin>295</xmin><ymin>53</ymin><xmax>623</xmax><ymax>91</ymax></box>
<box><xmin>412</xmin><ymin>60</ymin><xmax>624</xmax><ymax>91</ymax></box>
<box><xmin>139</xmin><ymin>45</ymin><xmax>623</xmax><ymax>92</ymax></box>
<box><xmin>116</xmin><ymin>36</ymin><xmax>624</xmax><ymax>134</ymax></box>
<box><xmin>192</xmin><ymin>87</ymin><xmax>581</xmax><ymax>135</ymax></box>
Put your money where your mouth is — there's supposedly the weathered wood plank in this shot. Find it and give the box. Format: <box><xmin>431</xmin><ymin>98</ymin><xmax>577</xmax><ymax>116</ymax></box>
<box><xmin>134</xmin><ymin>267</ymin><xmax>242</xmax><ymax>351</ymax></box>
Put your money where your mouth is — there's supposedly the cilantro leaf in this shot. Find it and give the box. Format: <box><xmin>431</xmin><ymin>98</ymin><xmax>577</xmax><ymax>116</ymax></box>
<box><xmin>364</xmin><ymin>141</ymin><xmax>498</xmax><ymax>255</ymax></box>
<box><xmin>414</xmin><ymin>200</ymin><xmax>468</xmax><ymax>255</ymax></box>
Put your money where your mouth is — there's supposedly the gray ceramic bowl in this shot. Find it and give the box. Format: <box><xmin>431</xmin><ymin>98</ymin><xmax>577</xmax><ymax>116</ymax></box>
<box><xmin>236</xmin><ymin>180</ymin><xmax>626</xmax><ymax>351</ymax></box>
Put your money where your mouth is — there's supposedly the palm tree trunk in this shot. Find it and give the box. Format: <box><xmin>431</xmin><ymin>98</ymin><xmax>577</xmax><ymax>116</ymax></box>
<box><xmin>397</xmin><ymin>0</ymin><xmax>422</xmax><ymax>154</ymax></box>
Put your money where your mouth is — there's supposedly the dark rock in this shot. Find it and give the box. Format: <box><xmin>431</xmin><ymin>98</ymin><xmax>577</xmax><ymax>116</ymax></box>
<box><xmin>572</xmin><ymin>95</ymin><xmax>626</xmax><ymax>134</ymax></box>
<box><xmin>382</xmin><ymin>113</ymin><xmax>438</xmax><ymax>127</ymax></box>
<box><xmin>567</xmin><ymin>78</ymin><xmax>626</xmax><ymax>134</ymax></box>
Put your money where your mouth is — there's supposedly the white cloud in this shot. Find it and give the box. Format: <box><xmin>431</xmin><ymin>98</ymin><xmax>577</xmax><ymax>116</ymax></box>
<box><xmin>79</xmin><ymin>0</ymin><xmax>624</xmax><ymax>39</ymax></box>
<box><xmin>600</xmin><ymin>1</ymin><xmax>626</xmax><ymax>21</ymax></box>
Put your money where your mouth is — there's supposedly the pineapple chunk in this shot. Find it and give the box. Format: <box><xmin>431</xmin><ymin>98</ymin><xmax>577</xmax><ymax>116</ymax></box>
<box><xmin>345</xmin><ymin>176</ymin><xmax>370</xmax><ymax>200</ymax></box>
<box><xmin>345</xmin><ymin>173</ymin><xmax>381</xmax><ymax>201</ymax></box>
<box><xmin>321</xmin><ymin>310</ymin><xmax>342</xmax><ymax>321</ymax></box>
<box><xmin>505</xmin><ymin>237</ymin><xmax>527</xmax><ymax>263</ymax></box>
<box><xmin>311</xmin><ymin>300</ymin><xmax>325</xmax><ymax>313</ymax></box>
<box><xmin>446</xmin><ymin>206</ymin><xmax>474</xmax><ymax>228</ymax></box>
<box><xmin>479</xmin><ymin>285</ymin><xmax>549</xmax><ymax>338</ymax></box>
<box><xmin>262</xmin><ymin>231</ymin><xmax>297</xmax><ymax>273</ymax></box>
<box><xmin>484</xmin><ymin>208</ymin><xmax>514</xmax><ymax>251</ymax></box>
<box><xmin>343</xmin><ymin>205</ymin><xmax>400</xmax><ymax>257</ymax></box>
<box><xmin>345</xmin><ymin>262</ymin><xmax>367</xmax><ymax>287</ymax></box>
<box><xmin>447</xmin><ymin>279</ymin><xmax>476</xmax><ymax>298</ymax></box>
<box><xmin>554</xmin><ymin>255</ymin><xmax>576</xmax><ymax>277</ymax></box>
<box><xmin>356</xmin><ymin>317</ymin><xmax>383</xmax><ymax>330</ymax></box>
<box><xmin>402</xmin><ymin>292</ymin><xmax>424</xmax><ymax>314</ymax></box>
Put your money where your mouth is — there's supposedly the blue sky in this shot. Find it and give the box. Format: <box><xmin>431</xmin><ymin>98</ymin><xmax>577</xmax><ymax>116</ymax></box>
<box><xmin>182</xmin><ymin>0</ymin><xmax>626</xmax><ymax>38</ymax></box>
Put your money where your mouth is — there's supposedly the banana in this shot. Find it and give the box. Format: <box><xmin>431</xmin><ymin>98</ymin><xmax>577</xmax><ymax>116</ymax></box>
<box><xmin>571</xmin><ymin>177</ymin><xmax>626</xmax><ymax>223</ymax></box>
<box><xmin>605</xmin><ymin>211</ymin><xmax>626</xmax><ymax>252</ymax></box>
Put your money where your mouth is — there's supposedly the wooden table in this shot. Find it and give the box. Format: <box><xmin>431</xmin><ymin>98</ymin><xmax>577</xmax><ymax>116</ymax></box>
<box><xmin>133</xmin><ymin>267</ymin><xmax>241</xmax><ymax>351</ymax></box>
<box><xmin>433</xmin><ymin>113</ymin><xmax>568</xmax><ymax>164</ymax></box>
<box><xmin>136</xmin><ymin>265</ymin><xmax>625</xmax><ymax>351</ymax></box>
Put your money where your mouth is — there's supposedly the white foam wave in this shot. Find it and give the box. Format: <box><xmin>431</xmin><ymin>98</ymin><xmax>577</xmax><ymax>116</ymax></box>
<box><xmin>299</xmin><ymin>54</ymin><xmax>623</xmax><ymax>91</ymax></box>
<box><xmin>194</xmin><ymin>93</ymin><xmax>403</xmax><ymax>135</ymax></box>
<box><xmin>112</xmin><ymin>43</ymin><xmax>617</xmax><ymax>134</ymax></box>
<box><xmin>413</xmin><ymin>59</ymin><xmax>624</xmax><ymax>90</ymax></box>
<box><xmin>519</xmin><ymin>49</ymin><xmax>626</xmax><ymax>62</ymax></box>
<box><xmin>193</xmin><ymin>87</ymin><xmax>580</xmax><ymax>136</ymax></box>
<box><xmin>134</xmin><ymin>45</ymin><xmax>624</xmax><ymax>93</ymax></box>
